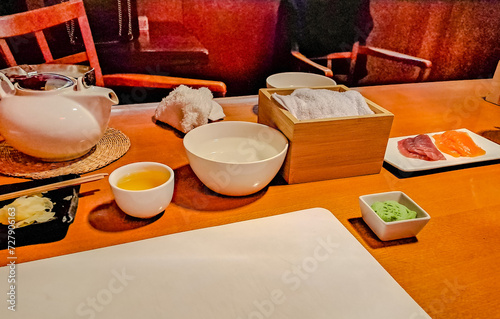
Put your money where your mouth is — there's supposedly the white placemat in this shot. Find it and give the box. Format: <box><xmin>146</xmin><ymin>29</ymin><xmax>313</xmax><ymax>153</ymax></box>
<box><xmin>0</xmin><ymin>208</ymin><xmax>430</xmax><ymax>318</ymax></box>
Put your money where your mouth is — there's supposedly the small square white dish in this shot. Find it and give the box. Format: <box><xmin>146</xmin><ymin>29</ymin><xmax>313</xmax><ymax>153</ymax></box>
<box><xmin>359</xmin><ymin>191</ymin><xmax>430</xmax><ymax>241</ymax></box>
<box><xmin>384</xmin><ymin>128</ymin><xmax>500</xmax><ymax>172</ymax></box>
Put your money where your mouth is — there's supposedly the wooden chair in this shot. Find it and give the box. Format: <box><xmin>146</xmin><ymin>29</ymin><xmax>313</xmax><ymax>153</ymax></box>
<box><xmin>284</xmin><ymin>0</ymin><xmax>432</xmax><ymax>86</ymax></box>
<box><xmin>292</xmin><ymin>41</ymin><xmax>433</xmax><ymax>86</ymax></box>
<box><xmin>0</xmin><ymin>0</ymin><xmax>227</xmax><ymax>97</ymax></box>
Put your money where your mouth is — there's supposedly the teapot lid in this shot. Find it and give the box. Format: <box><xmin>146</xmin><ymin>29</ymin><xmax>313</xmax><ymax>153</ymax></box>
<box><xmin>12</xmin><ymin>73</ymin><xmax>75</xmax><ymax>91</ymax></box>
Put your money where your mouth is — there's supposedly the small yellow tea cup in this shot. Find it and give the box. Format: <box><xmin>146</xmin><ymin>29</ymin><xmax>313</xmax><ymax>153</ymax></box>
<box><xmin>109</xmin><ymin>162</ymin><xmax>174</xmax><ymax>218</ymax></box>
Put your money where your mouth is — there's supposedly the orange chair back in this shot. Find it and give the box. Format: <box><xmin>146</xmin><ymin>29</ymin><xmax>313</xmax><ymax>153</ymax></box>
<box><xmin>0</xmin><ymin>0</ymin><xmax>103</xmax><ymax>85</ymax></box>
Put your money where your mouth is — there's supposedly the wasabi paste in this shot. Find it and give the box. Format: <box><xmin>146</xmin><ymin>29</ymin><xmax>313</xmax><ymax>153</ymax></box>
<box><xmin>370</xmin><ymin>200</ymin><xmax>417</xmax><ymax>222</ymax></box>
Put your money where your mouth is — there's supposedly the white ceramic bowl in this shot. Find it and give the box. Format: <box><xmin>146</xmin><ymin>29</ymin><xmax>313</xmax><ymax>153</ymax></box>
<box><xmin>359</xmin><ymin>191</ymin><xmax>430</xmax><ymax>241</ymax></box>
<box><xmin>109</xmin><ymin>162</ymin><xmax>175</xmax><ymax>218</ymax></box>
<box><xmin>266</xmin><ymin>72</ymin><xmax>336</xmax><ymax>88</ymax></box>
<box><xmin>183</xmin><ymin>121</ymin><xmax>288</xmax><ymax>196</ymax></box>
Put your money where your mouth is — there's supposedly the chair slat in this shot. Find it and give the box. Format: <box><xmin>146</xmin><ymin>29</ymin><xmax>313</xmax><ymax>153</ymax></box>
<box><xmin>77</xmin><ymin>15</ymin><xmax>103</xmax><ymax>86</ymax></box>
<box><xmin>0</xmin><ymin>39</ymin><xmax>17</xmax><ymax>66</ymax></box>
<box><xmin>34</xmin><ymin>31</ymin><xmax>53</xmax><ymax>63</ymax></box>
<box><xmin>46</xmin><ymin>52</ymin><xmax>88</xmax><ymax>65</ymax></box>
<box><xmin>0</xmin><ymin>1</ymin><xmax>83</xmax><ymax>37</ymax></box>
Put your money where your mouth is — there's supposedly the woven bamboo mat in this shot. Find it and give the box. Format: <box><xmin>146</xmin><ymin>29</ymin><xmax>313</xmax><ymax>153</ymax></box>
<box><xmin>0</xmin><ymin>128</ymin><xmax>130</xmax><ymax>179</ymax></box>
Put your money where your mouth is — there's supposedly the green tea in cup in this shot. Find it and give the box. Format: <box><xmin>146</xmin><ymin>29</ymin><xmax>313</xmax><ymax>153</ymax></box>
<box><xmin>116</xmin><ymin>170</ymin><xmax>170</xmax><ymax>191</ymax></box>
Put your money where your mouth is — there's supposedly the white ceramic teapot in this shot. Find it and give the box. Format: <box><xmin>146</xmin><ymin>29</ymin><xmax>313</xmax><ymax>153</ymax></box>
<box><xmin>0</xmin><ymin>72</ymin><xmax>118</xmax><ymax>161</ymax></box>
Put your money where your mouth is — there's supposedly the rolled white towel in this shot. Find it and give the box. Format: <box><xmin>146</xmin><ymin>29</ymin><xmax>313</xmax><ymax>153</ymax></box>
<box><xmin>154</xmin><ymin>85</ymin><xmax>225</xmax><ymax>133</ymax></box>
<box><xmin>271</xmin><ymin>88</ymin><xmax>374</xmax><ymax>120</ymax></box>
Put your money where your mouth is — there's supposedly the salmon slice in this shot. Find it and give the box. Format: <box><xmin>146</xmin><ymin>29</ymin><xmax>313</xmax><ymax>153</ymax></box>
<box><xmin>433</xmin><ymin>130</ymin><xmax>486</xmax><ymax>157</ymax></box>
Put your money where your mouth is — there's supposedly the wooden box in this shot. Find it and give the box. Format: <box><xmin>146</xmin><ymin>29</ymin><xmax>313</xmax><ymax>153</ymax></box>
<box><xmin>257</xmin><ymin>85</ymin><xmax>394</xmax><ymax>184</ymax></box>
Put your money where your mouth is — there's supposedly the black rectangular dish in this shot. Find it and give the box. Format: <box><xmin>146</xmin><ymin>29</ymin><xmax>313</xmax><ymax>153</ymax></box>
<box><xmin>0</xmin><ymin>174</ymin><xmax>80</xmax><ymax>250</ymax></box>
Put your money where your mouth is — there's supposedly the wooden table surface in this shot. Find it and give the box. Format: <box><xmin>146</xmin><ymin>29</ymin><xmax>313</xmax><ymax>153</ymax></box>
<box><xmin>1</xmin><ymin>79</ymin><xmax>500</xmax><ymax>318</ymax></box>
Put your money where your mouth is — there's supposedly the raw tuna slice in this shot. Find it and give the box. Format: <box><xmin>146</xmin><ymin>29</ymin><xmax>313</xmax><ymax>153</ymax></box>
<box><xmin>397</xmin><ymin>134</ymin><xmax>446</xmax><ymax>161</ymax></box>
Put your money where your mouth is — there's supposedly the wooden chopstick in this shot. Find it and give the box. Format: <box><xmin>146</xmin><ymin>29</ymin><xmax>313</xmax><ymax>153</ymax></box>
<box><xmin>0</xmin><ymin>173</ymin><xmax>108</xmax><ymax>202</ymax></box>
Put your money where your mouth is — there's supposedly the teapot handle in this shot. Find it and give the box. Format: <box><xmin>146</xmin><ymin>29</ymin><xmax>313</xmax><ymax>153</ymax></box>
<box><xmin>0</xmin><ymin>72</ymin><xmax>15</xmax><ymax>100</ymax></box>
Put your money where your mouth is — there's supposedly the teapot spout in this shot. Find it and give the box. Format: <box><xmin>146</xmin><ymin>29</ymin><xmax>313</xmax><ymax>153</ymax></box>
<box><xmin>76</xmin><ymin>76</ymin><xmax>119</xmax><ymax>105</ymax></box>
<box><xmin>106</xmin><ymin>90</ymin><xmax>119</xmax><ymax>105</ymax></box>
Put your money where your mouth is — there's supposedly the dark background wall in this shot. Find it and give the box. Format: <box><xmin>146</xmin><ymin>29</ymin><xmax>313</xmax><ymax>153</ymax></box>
<box><xmin>133</xmin><ymin>0</ymin><xmax>500</xmax><ymax>93</ymax></box>
<box><xmin>1</xmin><ymin>0</ymin><xmax>499</xmax><ymax>98</ymax></box>
<box><xmin>0</xmin><ymin>0</ymin><xmax>27</xmax><ymax>15</ymax></box>
<box><xmin>363</xmin><ymin>0</ymin><xmax>500</xmax><ymax>85</ymax></box>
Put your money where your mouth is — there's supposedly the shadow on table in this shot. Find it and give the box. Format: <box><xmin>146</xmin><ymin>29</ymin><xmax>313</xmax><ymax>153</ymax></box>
<box><xmin>152</xmin><ymin>116</ymin><xmax>186</xmax><ymax>138</ymax></box>
<box><xmin>348</xmin><ymin>217</ymin><xmax>418</xmax><ymax>249</ymax></box>
<box><xmin>88</xmin><ymin>201</ymin><xmax>164</xmax><ymax>232</ymax></box>
<box><xmin>87</xmin><ymin>165</ymin><xmax>287</xmax><ymax>231</ymax></box>
<box><xmin>383</xmin><ymin>159</ymin><xmax>500</xmax><ymax>179</ymax></box>
<box><xmin>172</xmin><ymin>165</ymin><xmax>287</xmax><ymax>211</ymax></box>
